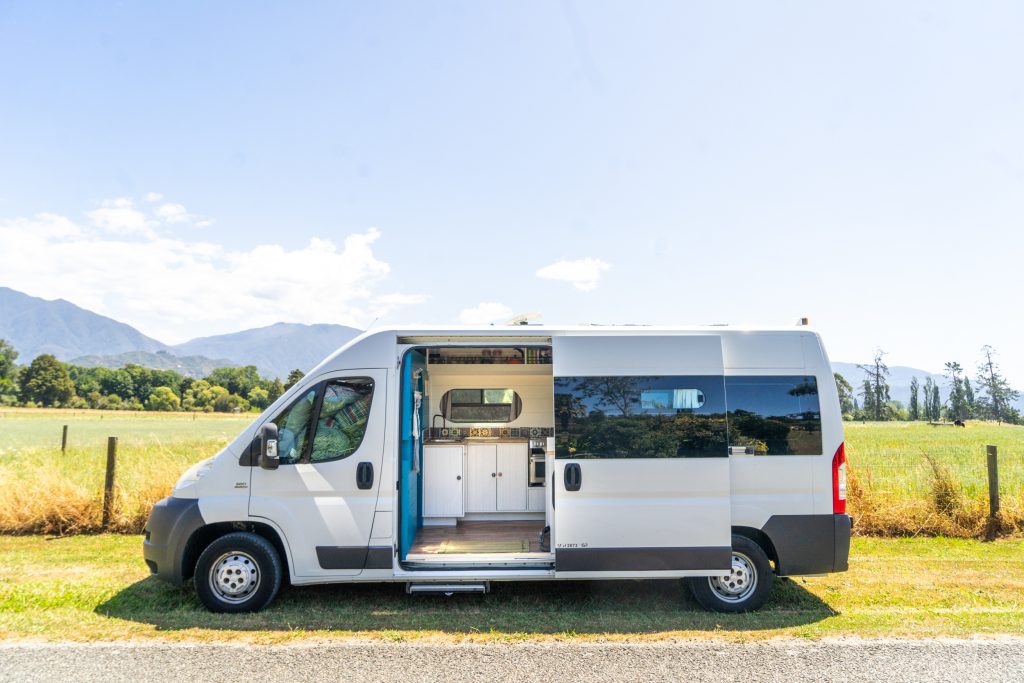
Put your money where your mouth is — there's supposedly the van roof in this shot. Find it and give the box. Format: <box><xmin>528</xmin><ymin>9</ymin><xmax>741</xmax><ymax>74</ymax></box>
<box><xmin>302</xmin><ymin>324</ymin><xmax>829</xmax><ymax>379</ymax></box>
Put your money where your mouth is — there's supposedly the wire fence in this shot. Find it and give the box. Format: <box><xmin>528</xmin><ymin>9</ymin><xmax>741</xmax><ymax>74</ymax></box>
<box><xmin>846</xmin><ymin>442</ymin><xmax>1023</xmax><ymax>501</ymax></box>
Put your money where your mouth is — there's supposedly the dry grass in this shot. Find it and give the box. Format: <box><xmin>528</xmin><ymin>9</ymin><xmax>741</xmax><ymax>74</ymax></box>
<box><xmin>0</xmin><ymin>409</ymin><xmax>250</xmax><ymax>534</ymax></box>
<box><xmin>1</xmin><ymin>410</ymin><xmax>1022</xmax><ymax>538</ymax></box>
<box><xmin>845</xmin><ymin>421</ymin><xmax>1024</xmax><ymax>537</ymax></box>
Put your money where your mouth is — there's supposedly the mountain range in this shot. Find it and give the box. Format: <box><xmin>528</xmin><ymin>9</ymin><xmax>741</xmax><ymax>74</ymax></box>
<box><xmin>0</xmin><ymin>287</ymin><xmax>1018</xmax><ymax>409</ymax></box>
<box><xmin>0</xmin><ymin>287</ymin><xmax>361</xmax><ymax>379</ymax></box>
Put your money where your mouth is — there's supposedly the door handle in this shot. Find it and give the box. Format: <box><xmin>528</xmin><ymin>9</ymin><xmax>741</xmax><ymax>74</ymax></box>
<box><xmin>564</xmin><ymin>463</ymin><xmax>582</xmax><ymax>492</ymax></box>
<box><xmin>356</xmin><ymin>462</ymin><xmax>374</xmax><ymax>490</ymax></box>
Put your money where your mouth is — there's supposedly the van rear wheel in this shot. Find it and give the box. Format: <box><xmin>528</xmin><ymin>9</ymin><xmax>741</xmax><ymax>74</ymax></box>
<box><xmin>194</xmin><ymin>532</ymin><xmax>282</xmax><ymax>613</ymax></box>
<box><xmin>687</xmin><ymin>535</ymin><xmax>772</xmax><ymax>613</ymax></box>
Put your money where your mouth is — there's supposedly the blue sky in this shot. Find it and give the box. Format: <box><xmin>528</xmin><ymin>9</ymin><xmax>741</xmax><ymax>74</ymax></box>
<box><xmin>1</xmin><ymin>2</ymin><xmax>1023</xmax><ymax>384</ymax></box>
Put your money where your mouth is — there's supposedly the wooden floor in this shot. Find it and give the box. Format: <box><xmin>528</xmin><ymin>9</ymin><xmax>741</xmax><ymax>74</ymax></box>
<box><xmin>411</xmin><ymin>521</ymin><xmax>546</xmax><ymax>555</ymax></box>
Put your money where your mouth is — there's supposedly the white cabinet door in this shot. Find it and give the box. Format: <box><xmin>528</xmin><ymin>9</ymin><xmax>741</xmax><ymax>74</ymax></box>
<box><xmin>496</xmin><ymin>443</ymin><xmax>528</xmax><ymax>511</ymax></box>
<box><xmin>527</xmin><ymin>487</ymin><xmax>545</xmax><ymax>512</ymax></box>
<box><xmin>423</xmin><ymin>445</ymin><xmax>464</xmax><ymax>517</ymax></box>
<box><xmin>466</xmin><ymin>444</ymin><xmax>497</xmax><ymax>512</ymax></box>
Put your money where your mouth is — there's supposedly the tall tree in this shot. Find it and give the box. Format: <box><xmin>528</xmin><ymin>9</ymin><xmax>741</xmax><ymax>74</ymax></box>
<box><xmin>834</xmin><ymin>372</ymin><xmax>855</xmax><ymax>416</ymax></box>
<box><xmin>284</xmin><ymin>369</ymin><xmax>305</xmax><ymax>390</ymax></box>
<box><xmin>860</xmin><ymin>379</ymin><xmax>876</xmax><ymax>420</ymax></box>
<box><xmin>0</xmin><ymin>338</ymin><xmax>18</xmax><ymax>401</ymax></box>
<box><xmin>944</xmin><ymin>362</ymin><xmax>969</xmax><ymax>422</ymax></box>
<box><xmin>908</xmin><ymin>376</ymin><xmax>920</xmax><ymax>421</ymax></box>
<box><xmin>931</xmin><ymin>383</ymin><xmax>941</xmax><ymax>421</ymax></box>
<box><xmin>857</xmin><ymin>349</ymin><xmax>891</xmax><ymax>421</ymax></box>
<box><xmin>19</xmin><ymin>354</ymin><xmax>76</xmax><ymax>407</ymax></box>
<box><xmin>975</xmin><ymin>345</ymin><xmax>1020</xmax><ymax>423</ymax></box>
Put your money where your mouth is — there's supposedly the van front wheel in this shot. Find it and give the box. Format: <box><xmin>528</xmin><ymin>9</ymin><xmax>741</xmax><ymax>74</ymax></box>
<box><xmin>687</xmin><ymin>535</ymin><xmax>772</xmax><ymax>613</ymax></box>
<box><xmin>194</xmin><ymin>532</ymin><xmax>282</xmax><ymax>613</ymax></box>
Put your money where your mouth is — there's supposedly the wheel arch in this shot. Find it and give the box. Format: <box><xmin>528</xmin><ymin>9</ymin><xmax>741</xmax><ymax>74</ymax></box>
<box><xmin>731</xmin><ymin>525</ymin><xmax>779</xmax><ymax>570</ymax></box>
<box><xmin>182</xmin><ymin>521</ymin><xmax>291</xmax><ymax>583</ymax></box>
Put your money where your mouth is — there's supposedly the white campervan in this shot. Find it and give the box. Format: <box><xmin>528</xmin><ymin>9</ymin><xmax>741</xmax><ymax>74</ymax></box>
<box><xmin>144</xmin><ymin>326</ymin><xmax>851</xmax><ymax>613</ymax></box>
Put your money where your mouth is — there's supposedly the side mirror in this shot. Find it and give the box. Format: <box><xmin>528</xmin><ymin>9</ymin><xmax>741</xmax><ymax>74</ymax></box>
<box><xmin>259</xmin><ymin>422</ymin><xmax>280</xmax><ymax>470</ymax></box>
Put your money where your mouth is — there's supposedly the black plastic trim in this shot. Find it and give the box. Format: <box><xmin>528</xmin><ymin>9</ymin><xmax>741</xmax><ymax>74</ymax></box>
<box><xmin>761</xmin><ymin>513</ymin><xmax>852</xmax><ymax>575</ymax></box>
<box><xmin>142</xmin><ymin>496</ymin><xmax>205</xmax><ymax>586</ymax></box>
<box><xmin>316</xmin><ymin>545</ymin><xmax>393</xmax><ymax>570</ymax></box>
<box><xmin>555</xmin><ymin>546</ymin><xmax>731</xmax><ymax>572</ymax></box>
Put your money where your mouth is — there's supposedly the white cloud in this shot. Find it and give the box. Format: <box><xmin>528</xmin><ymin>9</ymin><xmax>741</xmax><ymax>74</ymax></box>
<box><xmin>195</xmin><ymin>219</ymin><xmax>214</xmax><ymax>229</ymax></box>
<box><xmin>144</xmin><ymin>192</ymin><xmax>163</xmax><ymax>202</ymax></box>
<box><xmin>155</xmin><ymin>203</ymin><xmax>191</xmax><ymax>223</ymax></box>
<box><xmin>458</xmin><ymin>302</ymin><xmax>514</xmax><ymax>325</ymax></box>
<box><xmin>0</xmin><ymin>205</ymin><xmax>425</xmax><ymax>343</ymax></box>
<box><xmin>536</xmin><ymin>257</ymin><xmax>611</xmax><ymax>291</ymax></box>
<box><xmin>86</xmin><ymin>198</ymin><xmax>155</xmax><ymax>237</ymax></box>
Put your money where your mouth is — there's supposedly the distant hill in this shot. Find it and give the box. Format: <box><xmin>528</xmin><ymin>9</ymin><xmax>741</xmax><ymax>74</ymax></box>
<box><xmin>0</xmin><ymin>287</ymin><xmax>167</xmax><ymax>361</ymax></box>
<box><xmin>0</xmin><ymin>286</ymin><xmax>361</xmax><ymax>380</ymax></box>
<box><xmin>69</xmin><ymin>350</ymin><xmax>237</xmax><ymax>379</ymax></box>
<box><xmin>171</xmin><ymin>322</ymin><xmax>361</xmax><ymax>379</ymax></box>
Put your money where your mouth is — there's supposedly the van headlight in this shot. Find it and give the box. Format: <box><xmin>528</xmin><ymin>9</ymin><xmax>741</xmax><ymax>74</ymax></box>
<box><xmin>174</xmin><ymin>457</ymin><xmax>214</xmax><ymax>492</ymax></box>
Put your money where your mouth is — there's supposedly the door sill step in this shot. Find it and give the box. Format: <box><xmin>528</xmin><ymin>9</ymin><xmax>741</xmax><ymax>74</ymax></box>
<box><xmin>407</xmin><ymin>581</ymin><xmax>490</xmax><ymax>595</ymax></box>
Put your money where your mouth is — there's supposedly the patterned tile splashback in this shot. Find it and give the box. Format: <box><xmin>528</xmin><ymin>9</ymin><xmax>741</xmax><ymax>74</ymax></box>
<box><xmin>426</xmin><ymin>426</ymin><xmax>553</xmax><ymax>440</ymax></box>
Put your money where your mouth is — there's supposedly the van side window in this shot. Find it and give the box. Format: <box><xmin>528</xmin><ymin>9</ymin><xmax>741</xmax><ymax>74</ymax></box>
<box><xmin>272</xmin><ymin>388</ymin><xmax>318</xmax><ymax>465</ymax></box>
<box><xmin>310</xmin><ymin>378</ymin><xmax>375</xmax><ymax>463</ymax></box>
<box><xmin>554</xmin><ymin>376</ymin><xmax>728</xmax><ymax>458</ymax></box>
<box><xmin>724</xmin><ymin>376</ymin><xmax>822</xmax><ymax>455</ymax></box>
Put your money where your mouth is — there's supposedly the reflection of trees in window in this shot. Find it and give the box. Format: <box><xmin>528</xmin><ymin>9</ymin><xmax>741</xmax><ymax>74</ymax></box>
<box><xmin>724</xmin><ymin>376</ymin><xmax>822</xmax><ymax>455</ymax></box>
<box><xmin>574</xmin><ymin>377</ymin><xmax>642</xmax><ymax>416</ymax></box>
<box><xmin>555</xmin><ymin>376</ymin><xmax>728</xmax><ymax>458</ymax></box>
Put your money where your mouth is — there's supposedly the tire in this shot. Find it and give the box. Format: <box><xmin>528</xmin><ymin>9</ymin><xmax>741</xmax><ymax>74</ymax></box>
<box><xmin>194</xmin><ymin>532</ymin><xmax>283</xmax><ymax>613</ymax></box>
<box><xmin>687</xmin><ymin>535</ymin><xmax>773</xmax><ymax>613</ymax></box>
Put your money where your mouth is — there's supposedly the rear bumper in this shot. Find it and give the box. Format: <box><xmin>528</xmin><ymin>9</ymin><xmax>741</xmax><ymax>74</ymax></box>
<box><xmin>142</xmin><ymin>496</ymin><xmax>204</xmax><ymax>585</ymax></box>
<box><xmin>761</xmin><ymin>513</ymin><xmax>852</xmax><ymax>576</ymax></box>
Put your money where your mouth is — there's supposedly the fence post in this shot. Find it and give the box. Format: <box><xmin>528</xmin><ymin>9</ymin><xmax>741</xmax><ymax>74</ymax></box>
<box><xmin>102</xmin><ymin>436</ymin><xmax>118</xmax><ymax>530</ymax></box>
<box><xmin>986</xmin><ymin>445</ymin><xmax>999</xmax><ymax>518</ymax></box>
<box><xmin>61</xmin><ymin>425</ymin><xmax>68</xmax><ymax>454</ymax></box>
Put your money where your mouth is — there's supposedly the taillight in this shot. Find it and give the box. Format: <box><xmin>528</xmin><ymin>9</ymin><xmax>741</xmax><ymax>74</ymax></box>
<box><xmin>832</xmin><ymin>442</ymin><xmax>847</xmax><ymax>514</ymax></box>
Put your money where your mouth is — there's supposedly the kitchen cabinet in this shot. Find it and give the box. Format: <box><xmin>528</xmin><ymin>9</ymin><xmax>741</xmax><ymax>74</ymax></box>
<box><xmin>465</xmin><ymin>442</ymin><xmax>529</xmax><ymax>512</ymax></box>
<box><xmin>496</xmin><ymin>443</ymin><xmax>528</xmax><ymax>511</ymax></box>
<box><xmin>527</xmin><ymin>487</ymin><xmax>545</xmax><ymax>512</ymax></box>
<box><xmin>423</xmin><ymin>445</ymin><xmax>464</xmax><ymax>518</ymax></box>
<box><xmin>466</xmin><ymin>443</ymin><xmax>497</xmax><ymax>512</ymax></box>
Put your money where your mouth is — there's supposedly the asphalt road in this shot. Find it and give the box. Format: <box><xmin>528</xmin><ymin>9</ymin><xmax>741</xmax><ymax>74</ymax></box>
<box><xmin>2</xmin><ymin>640</ymin><xmax>1022</xmax><ymax>682</ymax></box>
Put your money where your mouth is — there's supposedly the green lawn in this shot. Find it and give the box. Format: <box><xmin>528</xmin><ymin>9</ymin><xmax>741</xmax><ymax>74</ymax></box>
<box><xmin>1</xmin><ymin>535</ymin><xmax>1022</xmax><ymax>643</ymax></box>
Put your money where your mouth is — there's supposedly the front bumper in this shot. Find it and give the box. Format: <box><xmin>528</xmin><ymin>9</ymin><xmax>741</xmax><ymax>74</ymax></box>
<box><xmin>142</xmin><ymin>496</ymin><xmax>205</xmax><ymax>585</ymax></box>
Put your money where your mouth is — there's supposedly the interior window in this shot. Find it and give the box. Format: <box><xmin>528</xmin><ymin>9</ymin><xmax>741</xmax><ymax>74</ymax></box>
<box><xmin>441</xmin><ymin>388</ymin><xmax>522</xmax><ymax>423</ymax></box>
<box><xmin>272</xmin><ymin>388</ymin><xmax>317</xmax><ymax>465</ymax></box>
<box><xmin>310</xmin><ymin>378</ymin><xmax>375</xmax><ymax>463</ymax></box>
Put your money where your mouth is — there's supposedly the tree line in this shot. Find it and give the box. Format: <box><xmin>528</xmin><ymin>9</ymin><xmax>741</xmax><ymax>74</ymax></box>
<box><xmin>0</xmin><ymin>338</ymin><xmax>305</xmax><ymax>412</ymax></box>
<box><xmin>833</xmin><ymin>345</ymin><xmax>1021</xmax><ymax>424</ymax></box>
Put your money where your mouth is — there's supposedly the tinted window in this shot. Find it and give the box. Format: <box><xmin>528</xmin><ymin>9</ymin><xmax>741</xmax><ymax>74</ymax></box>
<box><xmin>272</xmin><ymin>388</ymin><xmax>317</xmax><ymax>465</ymax></box>
<box><xmin>725</xmin><ymin>376</ymin><xmax>822</xmax><ymax>455</ymax></box>
<box><xmin>310</xmin><ymin>378</ymin><xmax>375</xmax><ymax>463</ymax></box>
<box><xmin>442</xmin><ymin>388</ymin><xmax>522</xmax><ymax>423</ymax></box>
<box><xmin>554</xmin><ymin>376</ymin><xmax>728</xmax><ymax>458</ymax></box>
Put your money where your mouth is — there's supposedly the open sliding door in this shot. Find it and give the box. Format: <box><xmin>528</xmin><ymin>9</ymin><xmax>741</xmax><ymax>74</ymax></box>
<box><xmin>552</xmin><ymin>334</ymin><xmax>732</xmax><ymax>577</ymax></box>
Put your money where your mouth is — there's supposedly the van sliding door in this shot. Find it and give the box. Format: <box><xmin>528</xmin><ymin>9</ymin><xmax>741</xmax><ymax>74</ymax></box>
<box><xmin>552</xmin><ymin>335</ymin><xmax>732</xmax><ymax>577</ymax></box>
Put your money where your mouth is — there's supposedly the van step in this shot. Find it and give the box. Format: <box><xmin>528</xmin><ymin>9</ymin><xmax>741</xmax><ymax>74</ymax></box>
<box><xmin>406</xmin><ymin>581</ymin><xmax>490</xmax><ymax>595</ymax></box>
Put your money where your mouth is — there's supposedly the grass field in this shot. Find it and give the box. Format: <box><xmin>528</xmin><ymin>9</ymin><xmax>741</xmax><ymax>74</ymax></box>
<box><xmin>0</xmin><ymin>409</ymin><xmax>1022</xmax><ymax>536</ymax></box>
<box><xmin>0</xmin><ymin>410</ymin><xmax>251</xmax><ymax>534</ymax></box>
<box><xmin>0</xmin><ymin>534</ymin><xmax>1021</xmax><ymax>642</ymax></box>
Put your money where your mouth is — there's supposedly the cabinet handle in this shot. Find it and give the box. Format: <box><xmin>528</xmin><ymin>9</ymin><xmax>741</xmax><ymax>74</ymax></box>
<box><xmin>498</xmin><ymin>472</ymin><xmax>503</xmax><ymax>477</ymax></box>
<box><xmin>491</xmin><ymin>472</ymin><xmax>496</xmax><ymax>478</ymax></box>
<box><xmin>456</xmin><ymin>475</ymin><xmax>462</xmax><ymax>481</ymax></box>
